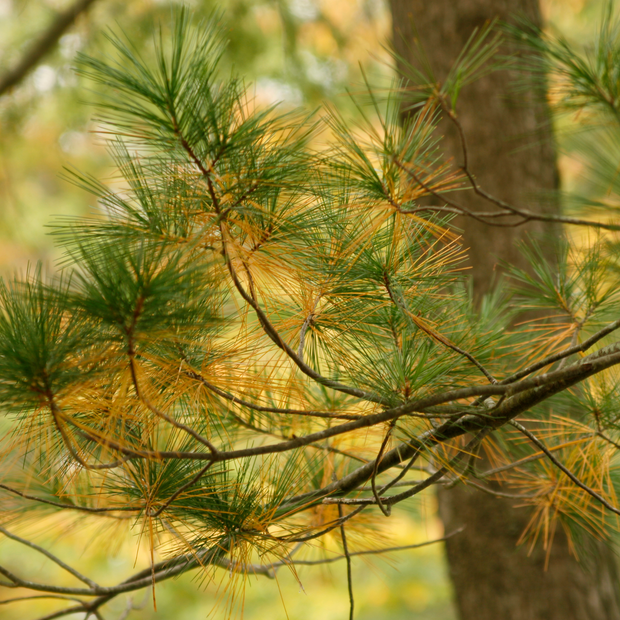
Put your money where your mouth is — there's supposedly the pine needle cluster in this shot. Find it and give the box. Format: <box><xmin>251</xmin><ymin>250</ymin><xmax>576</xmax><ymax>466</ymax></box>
<box><xmin>3</xmin><ymin>8</ymin><xmax>620</xmax><ymax>619</ymax></box>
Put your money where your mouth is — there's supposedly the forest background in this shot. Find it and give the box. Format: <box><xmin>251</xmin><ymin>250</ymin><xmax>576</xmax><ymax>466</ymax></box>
<box><xmin>0</xmin><ymin>0</ymin><xmax>613</xmax><ymax>618</ymax></box>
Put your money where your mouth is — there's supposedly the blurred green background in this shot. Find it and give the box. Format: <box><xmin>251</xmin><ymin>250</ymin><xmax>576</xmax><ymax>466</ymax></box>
<box><xmin>0</xmin><ymin>0</ymin><xmax>609</xmax><ymax>618</ymax></box>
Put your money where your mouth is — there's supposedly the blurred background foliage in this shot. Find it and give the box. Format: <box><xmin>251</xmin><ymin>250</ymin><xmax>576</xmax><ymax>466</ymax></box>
<box><xmin>0</xmin><ymin>0</ymin><xmax>391</xmax><ymax>267</ymax></box>
<box><xmin>0</xmin><ymin>0</ymin><xmax>613</xmax><ymax>618</ymax></box>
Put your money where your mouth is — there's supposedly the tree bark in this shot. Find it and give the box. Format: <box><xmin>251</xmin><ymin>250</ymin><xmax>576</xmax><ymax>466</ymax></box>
<box><xmin>438</xmin><ymin>486</ymin><xmax>620</xmax><ymax>620</ymax></box>
<box><xmin>390</xmin><ymin>1</ymin><xmax>620</xmax><ymax>619</ymax></box>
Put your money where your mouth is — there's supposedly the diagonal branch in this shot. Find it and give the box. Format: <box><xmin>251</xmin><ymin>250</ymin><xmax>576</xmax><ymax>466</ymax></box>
<box><xmin>77</xmin><ymin>341</ymin><xmax>620</xmax><ymax>471</ymax></box>
<box><xmin>500</xmin><ymin>319</ymin><xmax>620</xmax><ymax>385</ymax></box>
<box><xmin>284</xmin><ymin>528</ymin><xmax>465</xmax><ymax>566</ymax></box>
<box><xmin>147</xmin><ymin>462</ymin><xmax>215</xmax><ymax>518</ymax></box>
<box><xmin>219</xmin><ymin>231</ymin><xmax>389</xmax><ymax>405</ymax></box>
<box><xmin>128</xmin><ymin>355</ymin><xmax>218</xmax><ymax>456</ymax></box>
<box><xmin>509</xmin><ymin>420</ymin><xmax>620</xmax><ymax>516</ymax></box>
<box><xmin>215</xmin><ymin>528</ymin><xmax>465</xmax><ymax>576</ymax></box>
<box><xmin>383</xmin><ymin>273</ymin><xmax>497</xmax><ymax>384</ymax></box>
<box><xmin>0</xmin><ymin>526</ymin><xmax>99</xmax><ymax>589</ymax></box>
<box><xmin>188</xmin><ymin>371</ymin><xmax>361</xmax><ymax>420</ymax></box>
<box><xmin>0</xmin><ymin>483</ymin><xmax>138</xmax><ymax>514</ymax></box>
<box><xmin>0</xmin><ymin>0</ymin><xmax>100</xmax><ymax>97</ymax></box>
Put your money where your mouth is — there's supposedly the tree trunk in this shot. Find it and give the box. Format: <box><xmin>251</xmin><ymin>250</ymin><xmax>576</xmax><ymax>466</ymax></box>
<box><xmin>390</xmin><ymin>1</ymin><xmax>620</xmax><ymax>619</ymax></box>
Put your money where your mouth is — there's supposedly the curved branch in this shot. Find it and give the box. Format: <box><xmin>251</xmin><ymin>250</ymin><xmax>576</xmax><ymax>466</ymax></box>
<box><xmin>169</xmin><ymin>110</ymin><xmax>389</xmax><ymax>407</ymax></box>
<box><xmin>383</xmin><ymin>273</ymin><xmax>497</xmax><ymax>384</ymax></box>
<box><xmin>393</xmin><ymin>157</ymin><xmax>620</xmax><ymax>231</ymax></box>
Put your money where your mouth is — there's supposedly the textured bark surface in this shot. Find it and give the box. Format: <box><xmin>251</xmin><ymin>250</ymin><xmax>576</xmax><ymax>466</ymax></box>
<box><xmin>437</xmin><ymin>483</ymin><xmax>620</xmax><ymax>620</ymax></box>
<box><xmin>391</xmin><ymin>0</ymin><xmax>558</xmax><ymax>298</ymax></box>
<box><xmin>390</xmin><ymin>1</ymin><xmax>620</xmax><ymax>619</ymax></box>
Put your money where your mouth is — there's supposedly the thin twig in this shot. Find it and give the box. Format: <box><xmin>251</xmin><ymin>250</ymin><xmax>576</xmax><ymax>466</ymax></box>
<box><xmin>452</xmin><ymin>477</ymin><xmax>543</xmax><ymax>500</ymax></box>
<box><xmin>372</xmin><ymin>422</ymin><xmax>395</xmax><ymax>517</ymax></box>
<box><xmin>597</xmin><ymin>431</ymin><xmax>620</xmax><ymax>451</ymax></box>
<box><xmin>129</xmin><ymin>356</ymin><xmax>218</xmax><ymax>455</ymax></box>
<box><xmin>384</xmin><ymin>275</ymin><xmax>496</xmax><ymax>384</ymax></box>
<box><xmin>0</xmin><ymin>526</ymin><xmax>100</xmax><ymax>589</ymax></box>
<box><xmin>475</xmin><ymin>433</ymin><xmax>596</xmax><ymax>479</ymax></box>
<box><xmin>374</xmin><ymin>442</ymin><xmax>427</xmax><ymax>500</ymax></box>
<box><xmin>216</xmin><ymin>528</ymin><xmax>465</xmax><ymax>578</ymax></box>
<box><xmin>393</xmin><ymin>157</ymin><xmax>620</xmax><ymax>231</ymax></box>
<box><xmin>448</xmin><ymin>105</ymin><xmax>620</xmax><ymax>231</ymax></box>
<box><xmin>190</xmin><ymin>371</ymin><xmax>361</xmax><ymax>420</ymax></box>
<box><xmin>147</xmin><ymin>462</ymin><xmax>215</xmax><ymax>518</ymax></box>
<box><xmin>337</xmin><ymin>503</ymin><xmax>354</xmax><ymax>620</ymax></box>
<box><xmin>501</xmin><ymin>319</ymin><xmax>620</xmax><ymax>385</ymax></box>
<box><xmin>510</xmin><ymin>420</ymin><xmax>620</xmax><ymax>516</ymax></box>
<box><xmin>0</xmin><ymin>594</ymin><xmax>83</xmax><ymax>605</ymax></box>
<box><xmin>48</xmin><ymin>398</ymin><xmax>92</xmax><ymax>469</ymax></box>
<box><xmin>115</xmin><ymin>595</ymin><xmax>134</xmax><ymax>620</ymax></box>
<box><xmin>0</xmin><ymin>483</ymin><xmax>138</xmax><ymax>514</ymax></box>
<box><xmin>283</xmin><ymin>506</ymin><xmax>367</xmax><ymax>543</ymax></box>
<box><xmin>287</xmin><ymin>528</ymin><xmax>464</xmax><ymax>565</ymax></box>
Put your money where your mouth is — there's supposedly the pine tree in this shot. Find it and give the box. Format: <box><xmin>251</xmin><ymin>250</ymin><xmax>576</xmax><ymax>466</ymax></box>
<box><xmin>2</xmin><ymin>9</ymin><xmax>620</xmax><ymax>619</ymax></box>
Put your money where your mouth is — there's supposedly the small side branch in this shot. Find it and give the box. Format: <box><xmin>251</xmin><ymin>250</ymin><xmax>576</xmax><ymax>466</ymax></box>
<box><xmin>189</xmin><ymin>371</ymin><xmax>360</xmax><ymax>420</ymax></box>
<box><xmin>284</xmin><ymin>506</ymin><xmax>367</xmax><ymax>543</ymax></box>
<box><xmin>288</xmin><ymin>528</ymin><xmax>465</xmax><ymax>566</ymax></box>
<box><xmin>0</xmin><ymin>527</ymin><xmax>99</xmax><ymax>589</ymax></box>
<box><xmin>337</xmin><ymin>504</ymin><xmax>354</xmax><ymax>620</ymax></box>
<box><xmin>147</xmin><ymin>462</ymin><xmax>215</xmax><ymax>518</ymax></box>
<box><xmin>129</xmin><ymin>356</ymin><xmax>218</xmax><ymax>456</ymax></box>
<box><xmin>501</xmin><ymin>319</ymin><xmax>620</xmax><ymax>385</ymax></box>
<box><xmin>510</xmin><ymin>420</ymin><xmax>620</xmax><ymax>516</ymax></box>
<box><xmin>0</xmin><ymin>483</ymin><xmax>138</xmax><ymax>514</ymax></box>
<box><xmin>393</xmin><ymin>157</ymin><xmax>620</xmax><ymax>231</ymax></box>
<box><xmin>216</xmin><ymin>528</ymin><xmax>465</xmax><ymax>576</ymax></box>
<box><xmin>383</xmin><ymin>275</ymin><xmax>496</xmax><ymax>384</ymax></box>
